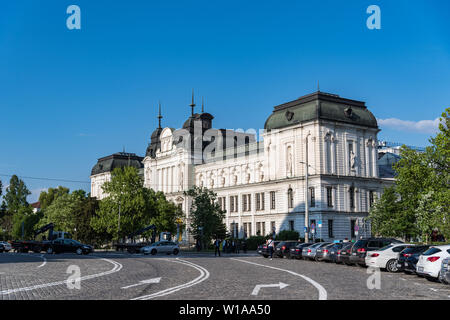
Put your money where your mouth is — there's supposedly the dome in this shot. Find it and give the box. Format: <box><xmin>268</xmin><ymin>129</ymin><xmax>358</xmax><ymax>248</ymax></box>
<box><xmin>264</xmin><ymin>91</ymin><xmax>378</xmax><ymax>131</ymax></box>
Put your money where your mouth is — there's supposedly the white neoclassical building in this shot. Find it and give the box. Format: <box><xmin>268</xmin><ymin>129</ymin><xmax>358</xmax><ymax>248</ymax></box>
<box><xmin>91</xmin><ymin>91</ymin><xmax>396</xmax><ymax>242</ymax></box>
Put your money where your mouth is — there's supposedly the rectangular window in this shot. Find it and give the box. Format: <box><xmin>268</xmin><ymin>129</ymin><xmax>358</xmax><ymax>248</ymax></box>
<box><xmin>230</xmin><ymin>196</ymin><xmax>234</xmax><ymax>212</ymax></box>
<box><xmin>256</xmin><ymin>193</ymin><xmax>260</xmax><ymax>211</ymax></box>
<box><xmin>261</xmin><ymin>192</ymin><xmax>265</xmax><ymax>210</ymax></box>
<box><xmin>309</xmin><ymin>187</ymin><xmax>315</xmax><ymax>207</ymax></box>
<box><xmin>348</xmin><ymin>142</ymin><xmax>353</xmax><ymax>170</ymax></box>
<box><xmin>349</xmin><ymin>187</ymin><xmax>355</xmax><ymax>209</ymax></box>
<box><xmin>242</xmin><ymin>194</ymin><xmax>247</xmax><ymax>212</ymax></box>
<box><xmin>288</xmin><ymin>189</ymin><xmax>294</xmax><ymax>209</ymax></box>
<box><xmin>261</xmin><ymin>222</ymin><xmax>266</xmax><ymax>236</ymax></box>
<box><xmin>248</xmin><ymin>222</ymin><xmax>252</xmax><ymax>237</ymax></box>
<box><xmin>351</xmin><ymin>219</ymin><xmax>356</xmax><ymax>238</ymax></box>
<box><xmin>326</xmin><ymin>187</ymin><xmax>333</xmax><ymax>207</ymax></box>
<box><xmin>328</xmin><ymin>220</ymin><xmax>334</xmax><ymax>238</ymax></box>
<box><xmin>256</xmin><ymin>222</ymin><xmax>261</xmax><ymax>236</ymax></box>
<box><xmin>248</xmin><ymin>194</ymin><xmax>251</xmax><ymax>211</ymax></box>
<box><xmin>270</xmin><ymin>191</ymin><xmax>276</xmax><ymax>210</ymax></box>
<box><xmin>271</xmin><ymin>221</ymin><xmax>276</xmax><ymax>235</ymax></box>
<box><xmin>289</xmin><ymin>220</ymin><xmax>295</xmax><ymax>231</ymax></box>
<box><xmin>369</xmin><ymin>191</ymin><xmax>374</xmax><ymax>208</ymax></box>
<box><xmin>234</xmin><ymin>196</ymin><xmax>239</xmax><ymax>212</ymax></box>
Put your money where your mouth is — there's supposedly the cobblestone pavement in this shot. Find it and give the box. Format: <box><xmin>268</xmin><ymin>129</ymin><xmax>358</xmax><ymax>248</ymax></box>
<box><xmin>0</xmin><ymin>252</ymin><xmax>449</xmax><ymax>300</ymax></box>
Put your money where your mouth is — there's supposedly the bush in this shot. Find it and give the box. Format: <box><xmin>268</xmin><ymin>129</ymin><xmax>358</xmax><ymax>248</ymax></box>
<box><xmin>246</xmin><ymin>236</ymin><xmax>267</xmax><ymax>250</ymax></box>
<box><xmin>275</xmin><ymin>230</ymin><xmax>300</xmax><ymax>241</ymax></box>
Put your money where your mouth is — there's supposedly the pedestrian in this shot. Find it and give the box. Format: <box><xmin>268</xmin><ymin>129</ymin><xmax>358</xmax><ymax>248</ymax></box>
<box><xmin>214</xmin><ymin>238</ymin><xmax>221</xmax><ymax>257</ymax></box>
<box><xmin>268</xmin><ymin>237</ymin><xmax>275</xmax><ymax>260</ymax></box>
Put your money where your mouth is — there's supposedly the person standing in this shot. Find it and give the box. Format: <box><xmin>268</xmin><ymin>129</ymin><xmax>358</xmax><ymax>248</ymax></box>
<box><xmin>268</xmin><ymin>237</ymin><xmax>275</xmax><ymax>260</ymax></box>
<box><xmin>214</xmin><ymin>238</ymin><xmax>221</xmax><ymax>257</ymax></box>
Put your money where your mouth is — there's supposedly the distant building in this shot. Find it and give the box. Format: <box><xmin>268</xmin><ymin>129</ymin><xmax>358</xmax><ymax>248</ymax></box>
<box><xmin>91</xmin><ymin>90</ymin><xmax>401</xmax><ymax>242</ymax></box>
<box><xmin>31</xmin><ymin>201</ymin><xmax>41</xmax><ymax>213</ymax></box>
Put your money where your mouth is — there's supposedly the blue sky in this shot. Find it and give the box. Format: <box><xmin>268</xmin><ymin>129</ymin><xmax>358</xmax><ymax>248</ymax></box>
<box><xmin>0</xmin><ymin>0</ymin><xmax>449</xmax><ymax>202</ymax></box>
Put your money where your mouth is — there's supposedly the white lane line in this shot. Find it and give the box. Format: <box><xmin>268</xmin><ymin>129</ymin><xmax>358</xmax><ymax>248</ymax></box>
<box><xmin>132</xmin><ymin>258</ymin><xmax>210</xmax><ymax>300</ymax></box>
<box><xmin>0</xmin><ymin>257</ymin><xmax>123</xmax><ymax>296</ymax></box>
<box><xmin>231</xmin><ymin>258</ymin><xmax>327</xmax><ymax>300</ymax></box>
<box><xmin>121</xmin><ymin>277</ymin><xmax>161</xmax><ymax>289</ymax></box>
<box><xmin>37</xmin><ymin>254</ymin><xmax>47</xmax><ymax>268</ymax></box>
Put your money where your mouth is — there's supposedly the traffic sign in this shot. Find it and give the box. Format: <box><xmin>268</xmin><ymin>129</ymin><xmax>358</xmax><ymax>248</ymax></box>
<box><xmin>318</xmin><ymin>220</ymin><xmax>322</xmax><ymax>228</ymax></box>
<box><xmin>354</xmin><ymin>225</ymin><xmax>359</xmax><ymax>231</ymax></box>
<box><xmin>311</xmin><ymin>223</ymin><xmax>315</xmax><ymax>230</ymax></box>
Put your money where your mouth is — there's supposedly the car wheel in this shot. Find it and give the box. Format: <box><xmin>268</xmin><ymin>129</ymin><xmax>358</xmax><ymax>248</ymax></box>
<box><xmin>76</xmin><ymin>248</ymin><xmax>83</xmax><ymax>255</ymax></box>
<box><xmin>386</xmin><ymin>259</ymin><xmax>399</xmax><ymax>273</ymax></box>
<box><xmin>47</xmin><ymin>247</ymin><xmax>53</xmax><ymax>254</ymax></box>
<box><xmin>173</xmin><ymin>249</ymin><xmax>179</xmax><ymax>255</ymax></box>
<box><xmin>151</xmin><ymin>249</ymin><xmax>157</xmax><ymax>255</ymax></box>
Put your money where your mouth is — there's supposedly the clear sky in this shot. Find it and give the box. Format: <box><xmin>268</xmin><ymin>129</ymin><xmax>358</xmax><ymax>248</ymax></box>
<box><xmin>0</xmin><ymin>0</ymin><xmax>449</xmax><ymax>202</ymax></box>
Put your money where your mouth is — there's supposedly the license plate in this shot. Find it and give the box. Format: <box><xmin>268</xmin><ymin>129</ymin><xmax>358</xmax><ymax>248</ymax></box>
<box><xmin>418</xmin><ymin>267</ymin><xmax>424</xmax><ymax>272</ymax></box>
<box><xmin>352</xmin><ymin>253</ymin><xmax>357</xmax><ymax>256</ymax></box>
<box><xmin>397</xmin><ymin>264</ymin><xmax>402</xmax><ymax>268</ymax></box>
<box><xmin>405</xmin><ymin>262</ymin><xmax>408</xmax><ymax>266</ymax></box>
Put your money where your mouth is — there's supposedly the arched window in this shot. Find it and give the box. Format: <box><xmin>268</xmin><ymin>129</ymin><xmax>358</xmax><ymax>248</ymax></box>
<box><xmin>288</xmin><ymin>188</ymin><xmax>294</xmax><ymax>209</ymax></box>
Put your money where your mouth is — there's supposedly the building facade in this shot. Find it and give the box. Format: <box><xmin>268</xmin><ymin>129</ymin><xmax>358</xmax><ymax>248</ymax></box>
<box><xmin>91</xmin><ymin>91</ymin><xmax>395</xmax><ymax>242</ymax></box>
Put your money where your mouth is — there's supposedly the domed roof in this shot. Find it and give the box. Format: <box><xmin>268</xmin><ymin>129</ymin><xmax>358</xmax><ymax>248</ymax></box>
<box><xmin>264</xmin><ymin>91</ymin><xmax>378</xmax><ymax>131</ymax></box>
<box><xmin>91</xmin><ymin>152</ymin><xmax>144</xmax><ymax>176</ymax></box>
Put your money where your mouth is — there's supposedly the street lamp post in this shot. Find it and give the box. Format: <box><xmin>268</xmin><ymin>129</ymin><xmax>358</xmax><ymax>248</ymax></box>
<box><xmin>301</xmin><ymin>133</ymin><xmax>311</xmax><ymax>243</ymax></box>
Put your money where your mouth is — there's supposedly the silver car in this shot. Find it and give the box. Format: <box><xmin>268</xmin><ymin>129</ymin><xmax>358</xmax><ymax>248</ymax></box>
<box><xmin>302</xmin><ymin>242</ymin><xmax>324</xmax><ymax>260</ymax></box>
<box><xmin>141</xmin><ymin>241</ymin><xmax>180</xmax><ymax>256</ymax></box>
<box><xmin>440</xmin><ymin>257</ymin><xmax>450</xmax><ymax>284</ymax></box>
<box><xmin>0</xmin><ymin>241</ymin><xmax>12</xmax><ymax>252</ymax></box>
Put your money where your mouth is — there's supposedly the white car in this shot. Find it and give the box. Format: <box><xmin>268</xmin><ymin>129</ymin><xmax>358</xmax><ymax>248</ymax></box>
<box><xmin>416</xmin><ymin>245</ymin><xmax>450</xmax><ymax>280</ymax></box>
<box><xmin>0</xmin><ymin>241</ymin><xmax>12</xmax><ymax>252</ymax></box>
<box><xmin>140</xmin><ymin>241</ymin><xmax>180</xmax><ymax>255</ymax></box>
<box><xmin>365</xmin><ymin>243</ymin><xmax>415</xmax><ymax>272</ymax></box>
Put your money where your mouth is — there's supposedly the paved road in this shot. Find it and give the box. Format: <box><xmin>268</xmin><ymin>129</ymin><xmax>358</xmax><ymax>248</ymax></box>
<box><xmin>1</xmin><ymin>252</ymin><xmax>449</xmax><ymax>300</ymax></box>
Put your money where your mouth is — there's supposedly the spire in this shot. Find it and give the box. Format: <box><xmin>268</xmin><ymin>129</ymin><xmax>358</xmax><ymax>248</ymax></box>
<box><xmin>317</xmin><ymin>80</ymin><xmax>320</xmax><ymax>92</ymax></box>
<box><xmin>189</xmin><ymin>88</ymin><xmax>196</xmax><ymax>116</ymax></box>
<box><xmin>201</xmin><ymin>97</ymin><xmax>204</xmax><ymax>113</ymax></box>
<box><xmin>157</xmin><ymin>101</ymin><xmax>162</xmax><ymax>129</ymax></box>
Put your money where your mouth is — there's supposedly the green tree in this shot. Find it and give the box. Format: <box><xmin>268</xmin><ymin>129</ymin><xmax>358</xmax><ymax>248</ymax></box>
<box><xmin>3</xmin><ymin>175</ymin><xmax>30</xmax><ymax>215</ymax></box>
<box><xmin>184</xmin><ymin>186</ymin><xmax>226</xmax><ymax>249</ymax></box>
<box><xmin>11</xmin><ymin>205</ymin><xmax>41</xmax><ymax>240</ymax></box>
<box><xmin>369</xmin><ymin>186</ymin><xmax>402</xmax><ymax>237</ymax></box>
<box><xmin>91</xmin><ymin>167</ymin><xmax>159</xmax><ymax>241</ymax></box>
<box><xmin>150</xmin><ymin>191</ymin><xmax>183</xmax><ymax>236</ymax></box>
<box><xmin>38</xmin><ymin>186</ymin><xmax>70</xmax><ymax>210</ymax></box>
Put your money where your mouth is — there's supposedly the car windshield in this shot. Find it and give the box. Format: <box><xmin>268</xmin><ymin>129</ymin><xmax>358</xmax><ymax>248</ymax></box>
<box><xmin>72</xmin><ymin>240</ymin><xmax>82</xmax><ymax>245</ymax></box>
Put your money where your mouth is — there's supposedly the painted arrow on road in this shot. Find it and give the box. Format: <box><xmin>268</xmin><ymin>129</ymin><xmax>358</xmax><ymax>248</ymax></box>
<box><xmin>121</xmin><ymin>277</ymin><xmax>161</xmax><ymax>289</ymax></box>
<box><xmin>251</xmin><ymin>282</ymin><xmax>289</xmax><ymax>295</ymax></box>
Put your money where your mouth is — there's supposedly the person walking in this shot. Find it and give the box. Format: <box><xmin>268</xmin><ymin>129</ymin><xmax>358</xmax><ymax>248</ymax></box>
<box><xmin>268</xmin><ymin>237</ymin><xmax>275</xmax><ymax>260</ymax></box>
<box><xmin>214</xmin><ymin>238</ymin><xmax>221</xmax><ymax>257</ymax></box>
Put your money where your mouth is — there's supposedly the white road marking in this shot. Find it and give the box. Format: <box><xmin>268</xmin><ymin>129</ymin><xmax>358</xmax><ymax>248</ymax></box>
<box><xmin>132</xmin><ymin>258</ymin><xmax>210</xmax><ymax>300</ymax></box>
<box><xmin>251</xmin><ymin>282</ymin><xmax>289</xmax><ymax>296</ymax></box>
<box><xmin>231</xmin><ymin>258</ymin><xmax>327</xmax><ymax>300</ymax></box>
<box><xmin>0</xmin><ymin>257</ymin><xmax>123</xmax><ymax>296</ymax></box>
<box><xmin>121</xmin><ymin>277</ymin><xmax>161</xmax><ymax>289</ymax></box>
<box><xmin>429</xmin><ymin>288</ymin><xmax>438</xmax><ymax>292</ymax></box>
<box><xmin>37</xmin><ymin>254</ymin><xmax>47</xmax><ymax>268</ymax></box>
<box><xmin>400</xmin><ymin>278</ymin><xmax>406</xmax><ymax>281</ymax></box>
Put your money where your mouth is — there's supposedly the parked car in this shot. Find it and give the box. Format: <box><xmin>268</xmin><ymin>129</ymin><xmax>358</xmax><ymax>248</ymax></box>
<box><xmin>47</xmin><ymin>238</ymin><xmax>93</xmax><ymax>255</ymax></box>
<box><xmin>316</xmin><ymin>243</ymin><xmax>337</xmax><ymax>262</ymax></box>
<box><xmin>349</xmin><ymin>238</ymin><xmax>403</xmax><ymax>267</ymax></box>
<box><xmin>257</xmin><ymin>241</ymin><xmax>281</xmax><ymax>258</ymax></box>
<box><xmin>140</xmin><ymin>241</ymin><xmax>180</xmax><ymax>255</ymax></box>
<box><xmin>290</xmin><ymin>243</ymin><xmax>313</xmax><ymax>259</ymax></box>
<box><xmin>324</xmin><ymin>242</ymin><xmax>346</xmax><ymax>262</ymax></box>
<box><xmin>396</xmin><ymin>245</ymin><xmax>430</xmax><ymax>274</ymax></box>
<box><xmin>365</xmin><ymin>243</ymin><xmax>415</xmax><ymax>272</ymax></box>
<box><xmin>439</xmin><ymin>257</ymin><xmax>450</xmax><ymax>284</ymax></box>
<box><xmin>0</xmin><ymin>241</ymin><xmax>12</xmax><ymax>252</ymax></box>
<box><xmin>416</xmin><ymin>245</ymin><xmax>450</xmax><ymax>281</ymax></box>
<box><xmin>302</xmin><ymin>242</ymin><xmax>331</xmax><ymax>261</ymax></box>
<box><xmin>275</xmin><ymin>241</ymin><xmax>301</xmax><ymax>258</ymax></box>
<box><xmin>335</xmin><ymin>242</ymin><xmax>355</xmax><ymax>265</ymax></box>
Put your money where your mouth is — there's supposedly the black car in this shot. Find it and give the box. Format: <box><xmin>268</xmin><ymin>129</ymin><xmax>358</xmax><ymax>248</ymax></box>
<box><xmin>275</xmin><ymin>241</ymin><xmax>301</xmax><ymax>258</ymax></box>
<box><xmin>47</xmin><ymin>238</ymin><xmax>93</xmax><ymax>255</ymax></box>
<box><xmin>335</xmin><ymin>242</ymin><xmax>355</xmax><ymax>265</ymax></box>
<box><xmin>290</xmin><ymin>243</ymin><xmax>313</xmax><ymax>259</ymax></box>
<box><xmin>257</xmin><ymin>241</ymin><xmax>281</xmax><ymax>258</ymax></box>
<box><xmin>324</xmin><ymin>242</ymin><xmax>346</xmax><ymax>262</ymax></box>
<box><xmin>349</xmin><ymin>238</ymin><xmax>403</xmax><ymax>267</ymax></box>
<box><xmin>397</xmin><ymin>245</ymin><xmax>430</xmax><ymax>274</ymax></box>
<box><xmin>0</xmin><ymin>243</ymin><xmax>4</xmax><ymax>253</ymax></box>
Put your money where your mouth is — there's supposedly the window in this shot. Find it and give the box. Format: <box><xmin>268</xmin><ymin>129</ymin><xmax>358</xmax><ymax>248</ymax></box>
<box><xmin>242</xmin><ymin>194</ymin><xmax>251</xmax><ymax>211</ymax></box>
<box><xmin>326</xmin><ymin>187</ymin><xmax>333</xmax><ymax>207</ymax></box>
<box><xmin>270</xmin><ymin>191</ymin><xmax>276</xmax><ymax>209</ymax></box>
<box><xmin>289</xmin><ymin>220</ymin><xmax>295</xmax><ymax>231</ymax></box>
<box><xmin>256</xmin><ymin>193</ymin><xmax>265</xmax><ymax>211</ymax></box>
<box><xmin>271</xmin><ymin>221</ymin><xmax>276</xmax><ymax>234</ymax></box>
<box><xmin>351</xmin><ymin>219</ymin><xmax>356</xmax><ymax>238</ymax></box>
<box><xmin>309</xmin><ymin>187</ymin><xmax>315</xmax><ymax>207</ymax></box>
<box><xmin>261</xmin><ymin>222</ymin><xmax>266</xmax><ymax>236</ymax></box>
<box><xmin>349</xmin><ymin>187</ymin><xmax>355</xmax><ymax>209</ymax></box>
<box><xmin>328</xmin><ymin>220</ymin><xmax>334</xmax><ymax>238</ymax></box>
<box><xmin>369</xmin><ymin>191</ymin><xmax>374</xmax><ymax>208</ymax></box>
<box><xmin>218</xmin><ymin>197</ymin><xmax>226</xmax><ymax>211</ymax></box>
<box><xmin>256</xmin><ymin>222</ymin><xmax>261</xmax><ymax>236</ymax></box>
<box><xmin>230</xmin><ymin>195</ymin><xmax>238</xmax><ymax>212</ymax></box>
<box><xmin>288</xmin><ymin>188</ymin><xmax>294</xmax><ymax>209</ymax></box>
